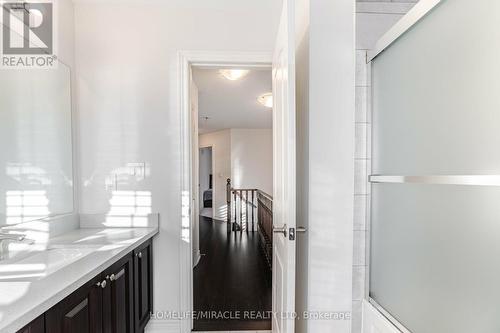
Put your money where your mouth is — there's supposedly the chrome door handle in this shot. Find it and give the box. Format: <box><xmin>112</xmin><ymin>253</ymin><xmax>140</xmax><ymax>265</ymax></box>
<box><xmin>273</xmin><ymin>224</ymin><xmax>287</xmax><ymax>237</ymax></box>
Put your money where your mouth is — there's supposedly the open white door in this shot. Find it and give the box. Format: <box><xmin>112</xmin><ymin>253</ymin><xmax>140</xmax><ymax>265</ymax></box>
<box><xmin>272</xmin><ymin>1</ymin><xmax>296</xmax><ymax>333</ymax></box>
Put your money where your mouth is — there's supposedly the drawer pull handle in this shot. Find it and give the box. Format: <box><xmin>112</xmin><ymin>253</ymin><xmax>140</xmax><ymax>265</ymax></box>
<box><xmin>110</xmin><ymin>269</ymin><xmax>125</xmax><ymax>281</ymax></box>
<box><xmin>96</xmin><ymin>280</ymin><xmax>107</xmax><ymax>289</ymax></box>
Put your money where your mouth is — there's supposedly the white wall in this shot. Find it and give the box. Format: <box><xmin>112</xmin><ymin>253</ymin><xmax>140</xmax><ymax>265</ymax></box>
<box><xmin>230</xmin><ymin>129</ymin><xmax>273</xmax><ymax>194</ymax></box>
<box><xmin>295</xmin><ymin>0</ymin><xmax>355</xmax><ymax>332</ymax></box>
<box><xmin>199</xmin><ymin>130</ymin><xmax>231</xmax><ymax>221</ymax></box>
<box><xmin>198</xmin><ymin>147</ymin><xmax>212</xmax><ymax>210</ymax></box>
<box><xmin>308</xmin><ymin>0</ymin><xmax>355</xmax><ymax>332</ymax></box>
<box><xmin>74</xmin><ymin>2</ymin><xmax>281</xmax><ymax>331</ymax></box>
<box><xmin>199</xmin><ymin>128</ymin><xmax>273</xmax><ymax>221</ymax></box>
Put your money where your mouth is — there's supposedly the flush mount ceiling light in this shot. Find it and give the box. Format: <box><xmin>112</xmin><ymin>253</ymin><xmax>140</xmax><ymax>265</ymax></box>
<box><xmin>219</xmin><ymin>69</ymin><xmax>250</xmax><ymax>81</ymax></box>
<box><xmin>258</xmin><ymin>93</ymin><xmax>273</xmax><ymax>108</ymax></box>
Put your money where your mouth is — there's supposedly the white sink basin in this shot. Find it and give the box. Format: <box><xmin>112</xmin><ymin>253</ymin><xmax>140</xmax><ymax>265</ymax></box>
<box><xmin>0</xmin><ymin>247</ymin><xmax>97</xmax><ymax>282</ymax></box>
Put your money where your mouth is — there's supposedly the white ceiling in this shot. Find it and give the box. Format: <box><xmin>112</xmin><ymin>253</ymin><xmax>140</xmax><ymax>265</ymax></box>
<box><xmin>193</xmin><ymin>67</ymin><xmax>272</xmax><ymax>134</ymax></box>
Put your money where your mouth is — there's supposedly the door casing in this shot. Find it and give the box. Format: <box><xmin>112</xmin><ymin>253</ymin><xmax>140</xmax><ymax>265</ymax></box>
<box><xmin>179</xmin><ymin>51</ymin><xmax>273</xmax><ymax>332</ymax></box>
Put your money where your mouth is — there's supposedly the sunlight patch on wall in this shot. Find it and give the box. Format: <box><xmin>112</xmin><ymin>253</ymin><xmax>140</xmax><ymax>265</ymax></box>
<box><xmin>104</xmin><ymin>190</ymin><xmax>152</xmax><ymax>227</ymax></box>
<box><xmin>6</xmin><ymin>190</ymin><xmax>50</xmax><ymax>225</ymax></box>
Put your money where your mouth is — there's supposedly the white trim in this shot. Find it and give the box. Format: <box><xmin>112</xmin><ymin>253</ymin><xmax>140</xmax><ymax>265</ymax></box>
<box><xmin>367</xmin><ymin>0</ymin><xmax>442</xmax><ymax>62</ymax></box>
<box><xmin>368</xmin><ymin>299</ymin><xmax>411</xmax><ymax>333</ymax></box>
<box><xmin>179</xmin><ymin>50</ymin><xmax>272</xmax><ymax>333</ymax></box>
<box><xmin>362</xmin><ymin>300</ymin><xmax>404</xmax><ymax>333</ymax></box>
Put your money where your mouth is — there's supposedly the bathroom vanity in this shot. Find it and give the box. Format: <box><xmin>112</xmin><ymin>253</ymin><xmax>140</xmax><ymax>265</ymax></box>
<box><xmin>0</xmin><ymin>226</ymin><xmax>157</xmax><ymax>333</ymax></box>
<box><xmin>44</xmin><ymin>240</ymin><xmax>153</xmax><ymax>333</ymax></box>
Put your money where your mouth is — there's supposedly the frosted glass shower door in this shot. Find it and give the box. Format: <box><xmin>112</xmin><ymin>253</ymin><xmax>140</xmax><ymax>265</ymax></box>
<box><xmin>370</xmin><ymin>0</ymin><xmax>500</xmax><ymax>332</ymax></box>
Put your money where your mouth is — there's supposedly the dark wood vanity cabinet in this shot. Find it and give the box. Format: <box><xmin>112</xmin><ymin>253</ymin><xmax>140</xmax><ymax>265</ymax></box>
<box><xmin>46</xmin><ymin>275</ymin><xmax>103</xmax><ymax>333</ymax></box>
<box><xmin>21</xmin><ymin>239</ymin><xmax>153</xmax><ymax>333</ymax></box>
<box><xmin>133</xmin><ymin>239</ymin><xmax>153</xmax><ymax>333</ymax></box>
<box><xmin>102</xmin><ymin>254</ymin><xmax>134</xmax><ymax>333</ymax></box>
<box><xmin>18</xmin><ymin>315</ymin><xmax>45</xmax><ymax>333</ymax></box>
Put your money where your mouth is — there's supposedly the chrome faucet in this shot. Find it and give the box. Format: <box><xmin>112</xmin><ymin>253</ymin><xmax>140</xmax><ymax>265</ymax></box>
<box><xmin>0</xmin><ymin>232</ymin><xmax>34</xmax><ymax>259</ymax></box>
<box><xmin>0</xmin><ymin>232</ymin><xmax>27</xmax><ymax>242</ymax></box>
<box><xmin>0</xmin><ymin>232</ymin><xmax>34</xmax><ymax>248</ymax></box>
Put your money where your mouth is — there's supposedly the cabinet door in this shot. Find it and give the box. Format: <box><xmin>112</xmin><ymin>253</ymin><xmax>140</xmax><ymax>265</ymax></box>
<box><xmin>134</xmin><ymin>240</ymin><xmax>153</xmax><ymax>332</ymax></box>
<box><xmin>17</xmin><ymin>315</ymin><xmax>45</xmax><ymax>333</ymax></box>
<box><xmin>46</xmin><ymin>274</ymin><xmax>103</xmax><ymax>333</ymax></box>
<box><xmin>102</xmin><ymin>253</ymin><xmax>134</xmax><ymax>333</ymax></box>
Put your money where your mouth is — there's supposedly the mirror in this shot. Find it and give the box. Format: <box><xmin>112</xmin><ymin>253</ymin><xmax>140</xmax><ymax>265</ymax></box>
<box><xmin>0</xmin><ymin>61</ymin><xmax>73</xmax><ymax>226</ymax></box>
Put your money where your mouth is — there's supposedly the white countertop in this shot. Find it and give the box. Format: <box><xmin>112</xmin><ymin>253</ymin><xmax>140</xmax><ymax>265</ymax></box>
<box><xmin>0</xmin><ymin>227</ymin><xmax>158</xmax><ymax>333</ymax></box>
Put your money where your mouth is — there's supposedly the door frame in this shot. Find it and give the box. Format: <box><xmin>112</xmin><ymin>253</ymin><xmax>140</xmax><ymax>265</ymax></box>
<box><xmin>179</xmin><ymin>51</ymin><xmax>272</xmax><ymax>332</ymax></box>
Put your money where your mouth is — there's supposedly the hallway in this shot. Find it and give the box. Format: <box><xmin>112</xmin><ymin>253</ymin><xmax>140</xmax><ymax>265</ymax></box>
<box><xmin>193</xmin><ymin>216</ymin><xmax>272</xmax><ymax>331</ymax></box>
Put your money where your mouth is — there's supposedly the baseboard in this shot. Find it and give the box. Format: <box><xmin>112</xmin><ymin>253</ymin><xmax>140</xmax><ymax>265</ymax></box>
<box><xmin>145</xmin><ymin>320</ymin><xmax>180</xmax><ymax>333</ymax></box>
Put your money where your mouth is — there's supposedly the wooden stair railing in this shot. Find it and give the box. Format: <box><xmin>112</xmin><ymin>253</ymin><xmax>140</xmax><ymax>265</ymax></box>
<box><xmin>226</xmin><ymin>178</ymin><xmax>273</xmax><ymax>270</ymax></box>
<box><xmin>232</xmin><ymin>189</ymin><xmax>257</xmax><ymax>232</ymax></box>
<box><xmin>256</xmin><ymin>190</ymin><xmax>273</xmax><ymax>269</ymax></box>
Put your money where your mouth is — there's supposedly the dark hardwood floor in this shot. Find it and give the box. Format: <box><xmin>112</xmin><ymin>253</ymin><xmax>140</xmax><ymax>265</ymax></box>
<box><xmin>193</xmin><ymin>216</ymin><xmax>272</xmax><ymax>331</ymax></box>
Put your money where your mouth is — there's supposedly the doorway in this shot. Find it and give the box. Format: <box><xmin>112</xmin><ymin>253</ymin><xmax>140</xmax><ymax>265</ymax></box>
<box><xmin>199</xmin><ymin>146</ymin><xmax>213</xmax><ymax>219</ymax></box>
<box><xmin>179</xmin><ymin>22</ymin><xmax>297</xmax><ymax>332</ymax></box>
<box><xmin>191</xmin><ymin>65</ymin><xmax>273</xmax><ymax>331</ymax></box>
